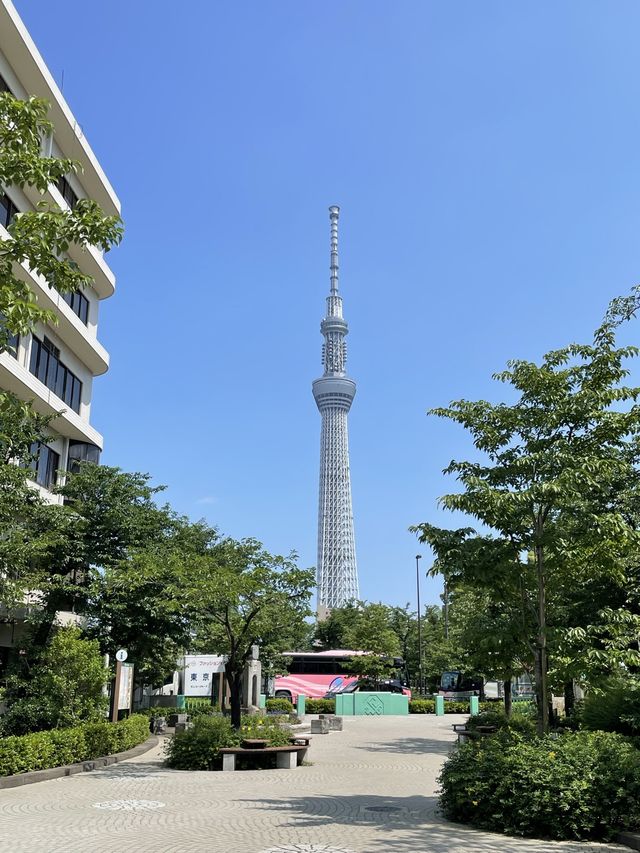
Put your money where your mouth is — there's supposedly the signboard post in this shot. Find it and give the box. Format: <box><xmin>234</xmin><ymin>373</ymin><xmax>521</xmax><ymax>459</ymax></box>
<box><xmin>110</xmin><ymin>650</ymin><xmax>134</xmax><ymax>722</ymax></box>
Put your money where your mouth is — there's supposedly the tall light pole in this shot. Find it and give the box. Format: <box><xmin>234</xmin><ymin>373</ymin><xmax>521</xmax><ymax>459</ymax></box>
<box><xmin>416</xmin><ymin>554</ymin><xmax>423</xmax><ymax>696</ymax></box>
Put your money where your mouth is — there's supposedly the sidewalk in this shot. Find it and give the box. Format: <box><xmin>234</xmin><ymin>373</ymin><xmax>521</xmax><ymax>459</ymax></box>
<box><xmin>0</xmin><ymin>714</ymin><xmax>627</xmax><ymax>853</ymax></box>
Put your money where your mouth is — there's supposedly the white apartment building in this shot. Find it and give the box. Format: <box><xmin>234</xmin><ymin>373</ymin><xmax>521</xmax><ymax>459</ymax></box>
<box><xmin>0</xmin><ymin>1</ymin><xmax>120</xmax><ymax>665</ymax></box>
<box><xmin>0</xmin><ymin>0</ymin><xmax>120</xmax><ymax>504</ymax></box>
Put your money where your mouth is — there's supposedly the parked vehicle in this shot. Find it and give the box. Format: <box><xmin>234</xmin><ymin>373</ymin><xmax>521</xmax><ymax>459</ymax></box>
<box><xmin>438</xmin><ymin>670</ymin><xmax>535</xmax><ymax>701</ymax></box>
<box><xmin>273</xmin><ymin>650</ymin><xmax>409</xmax><ymax>702</ymax></box>
<box><xmin>323</xmin><ymin>678</ymin><xmax>409</xmax><ymax>699</ymax></box>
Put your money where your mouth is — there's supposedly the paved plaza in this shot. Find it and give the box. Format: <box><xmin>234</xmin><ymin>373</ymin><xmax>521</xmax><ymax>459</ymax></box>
<box><xmin>0</xmin><ymin>714</ymin><xmax>628</xmax><ymax>853</ymax></box>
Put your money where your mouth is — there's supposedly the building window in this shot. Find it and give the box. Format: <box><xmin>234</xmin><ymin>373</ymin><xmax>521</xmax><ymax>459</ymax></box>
<box><xmin>57</xmin><ymin>176</ymin><xmax>78</xmax><ymax>209</ymax></box>
<box><xmin>7</xmin><ymin>332</ymin><xmax>19</xmax><ymax>358</ymax></box>
<box><xmin>29</xmin><ymin>335</ymin><xmax>82</xmax><ymax>414</ymax></box>
<box><xmin>67</xmin><ymin>440</ymin><xmax>100</xmax><ymax>474</ymax></box>
<box><xmin>29</xmin><ymin>441</ymin><xmax>60</xmax><ymax>489</ymax></box>
<box><xmin>0</xmin><ymin>192</ymin><xmax>18</xmax><ymax>229</ymax></box>
<box><xmin>62</xmin><ymin>289</ymin><xmax>89</xmax><ymax>325</ymax></box>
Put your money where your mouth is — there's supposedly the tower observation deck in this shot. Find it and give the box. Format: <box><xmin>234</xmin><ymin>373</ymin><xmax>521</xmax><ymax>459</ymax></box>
<box><xmin>313</xmin><ymin>206</ymin><xmax>359</xmax><ymax>616</ymax></box>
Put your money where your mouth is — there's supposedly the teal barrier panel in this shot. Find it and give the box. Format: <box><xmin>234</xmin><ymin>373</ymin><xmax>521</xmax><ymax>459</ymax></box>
<box><xmin>353</xmin><ymin>692</ymin><xmax>409</xmax><ymax>716</ymax></box>
<box><xmin>435</xmin><ymin>695</ymin><xmax>444</xmax><ymax>716</ymax></box>
<box><xmin>176</xmin><ymin>694</ymin><xmax>186</xmax><ymax>710</ymax></box>
<box><xmin>259</xmin><ymin>693</ymin><xmax>266</xmax><ymax>709</ymax></box>
<box><xmin>296</xmin><ymin>694</ymin><xmax>306</xmax><ymax>715</ymax></box>
<box><xmin>469</xmin><ymin>695</ymin><xmax>479</xmax><ymax>715</ymax></box>
<box><xmin>336</xmin><ymin>693</ymin><xmax>355</xmax><ymax>715</ymax></box>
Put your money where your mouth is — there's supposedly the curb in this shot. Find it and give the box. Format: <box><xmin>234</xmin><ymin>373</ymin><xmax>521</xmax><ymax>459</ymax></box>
<box><xmin>618</xmin><ymin>833</ymin><xmax>640</xmax><ymax>851</ymax></box>
<box><xmin>0</xmin><ymin>735</ymin><xmax>159</xmax><ymax>790</ymax></box>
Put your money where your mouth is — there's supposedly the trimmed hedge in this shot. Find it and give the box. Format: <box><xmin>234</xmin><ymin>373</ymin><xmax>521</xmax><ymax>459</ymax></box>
<box><xmin>0</xmin><ymin>714</ymin><xmax>150</xmax><ymax>778</ymax></box>
<box><xmin>304</xmin><ymin>698</ymin><xmax>336</xmax><ymax>715</ymax></box>
<box><xmin>409</xmin><ymin>699</ymin><xmax>495</xmax><ymax>714</ymax></box>
<box><xmin>439</xmin><ymin>729</ymin><xmax>640</xmax><ymax>841</ymax></box>
<box><xmin>265</xmin><ymin>698</ymin><xmax>294</xmax><ymax>714</ymax></box>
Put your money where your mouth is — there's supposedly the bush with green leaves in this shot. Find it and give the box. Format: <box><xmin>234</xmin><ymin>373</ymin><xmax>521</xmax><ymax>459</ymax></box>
<box><xmin>581</xmin><ymin>679</ymin><xmax>640</xmax><ymax>736</ymax></box>
<box><xmin>0</xmin><ymin>627</ymin><xmax>107</xmax><ymax>736</ymax></box>
<box><xmin>439</xmin><ymin>729</ymin><xmax>640</xmax><ymax>841</ymax></box>
<box><xmin>466</xmin><ymin>706</ymin><xmax>537</xmax><ymax>738</ymax></box>
<box><xmin>266</xmin><ymin>698</ymin><xmax>294</xmax><ymax>714</ymax></box>
<box><xmin>240</xmin><ymin>714</ymin><xmax>292</xmax><ymax>746</ymax></box>
<box><xmin>0</xmin><ymin>714</ymin><xmax>149</xmax><ymax>777</ymax></box>
<box><xmin>304</xmin><ymin>698</ymin><xmax>335</xmax><ymax>714</ymax></box>
<box><xmin>409</xmin><ymin>699</ymin><xmax>435</xmax><ymax>714</ymax></box>
<box><xmin>165</xmin><ymin>715</ymin><xmax>239</xmax><ymax>770</ymax></box>
<box><xmin>165</xmin><ymin>713</ymin><xmax>294</xmax><ymax>770</ymax></box>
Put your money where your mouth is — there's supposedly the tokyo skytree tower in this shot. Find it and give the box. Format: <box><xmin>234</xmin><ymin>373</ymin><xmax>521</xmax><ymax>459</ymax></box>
<box><xmin>313</xmin><ymin>206</ymin><xmax>359</xmax><ymax>616</ymax></box>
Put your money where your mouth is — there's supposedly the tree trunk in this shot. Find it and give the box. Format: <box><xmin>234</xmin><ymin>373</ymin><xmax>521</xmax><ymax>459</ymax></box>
<box><xmin>227</xmin><ymin>667</ymin><xmax>243</xmax><ymax>729</ymax></box>
<box><xmin>535</xmin><ymin>544</ymin><xmax>549</xmax><ymax>736</ymax></box>
<box><xmin>503</xmin><ymin>679</ymin><xmax>512</xmax><ymax>718</ymax></box>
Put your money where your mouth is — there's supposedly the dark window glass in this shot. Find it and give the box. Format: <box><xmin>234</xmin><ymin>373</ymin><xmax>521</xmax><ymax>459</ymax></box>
<box><xmin>67</xmin><ymin>440</ymin><xmax>100</xmax><ymax>474</ymax></box>
<box><xmin>28</xmin><ymin>441</ymin><xmax>60</xmax><ymax>489</ymax></box>
<box><xmin>57</xmin><ymin>176</ymin><xmax>78</xmax><ymax>209</ymax></box>
<box><xmin>29</xmin><ymin>336</ymin><xmax>82</xmax><ymax>414</ymax></box>
<box><xmin>0</xmin><ymin>192</ymin><xmax>18</xmax><ymax>229</ymax></box>
<box><xmin>62</xmin><ymin>289</ymin><xmax>89</xmax><ymax>325</ymax></box>
<box><xmin>7</xmin><ymin>333</ymin><xmax>19</xmax><ymax>357</ymax></box>
<box><xmin>0</xmin><ymin>74</ymin><xmax>10</xmax><ymax>93</ymax></box>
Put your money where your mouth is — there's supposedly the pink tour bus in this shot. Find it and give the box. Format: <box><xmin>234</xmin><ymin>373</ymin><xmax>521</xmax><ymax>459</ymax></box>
<box><xmin>272</xmin><ymin>649</ymin><xmax>409</xmax><ymax>702</ymax></box>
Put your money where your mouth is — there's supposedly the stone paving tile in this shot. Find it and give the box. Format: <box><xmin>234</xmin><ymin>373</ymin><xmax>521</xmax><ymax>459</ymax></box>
<box><xmin>0</xmin><ymin>714</ymin><xmax>629</xmax><ymax>853</ymax></box>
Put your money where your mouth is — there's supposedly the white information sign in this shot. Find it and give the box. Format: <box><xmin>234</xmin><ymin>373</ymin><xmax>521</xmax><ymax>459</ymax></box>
<box><xmin>115</xmin><ymin>649</ymin><xmax>128</xmax><ymax>662</ymax></box>
<box><xmin>118</xmin><ymin>662</ymin><xmax>134</xmax><ymax>710</ymax></box>
<box><xmin>182</xmin><ymin>654</ymin><xmax>226</xmax><ymax>696</ymax></box>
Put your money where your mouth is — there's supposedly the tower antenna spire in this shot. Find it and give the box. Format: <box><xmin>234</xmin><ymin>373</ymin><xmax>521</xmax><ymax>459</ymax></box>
<box><xmin>329</xmin><ymin>205</ymin><xmax>340</xmax><ymax>294</ymax></box>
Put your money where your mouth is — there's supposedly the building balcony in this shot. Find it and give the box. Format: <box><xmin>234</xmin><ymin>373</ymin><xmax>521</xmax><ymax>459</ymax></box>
<box><xmin>20</xmin><ymin>183</ymin><xmax>116</xmax><ymax>300</ymax></box>
<box><xmin>0</xmin><ymin>351</ymin><xmax>103</xmax><ymax>447</ymax></box>
<box><xmin>4</xmin><ymin>227</ymin><xmax>109</xmax><ymax>377</ymax></box>
<box><xmin>0</xmin><ymin>1</ymin><xmax>120</xmax><ymax>220</ymax></box>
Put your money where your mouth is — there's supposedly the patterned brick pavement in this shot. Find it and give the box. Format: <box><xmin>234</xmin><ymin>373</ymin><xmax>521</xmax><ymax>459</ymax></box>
<box><xmin>0</xmin><ymin>715</ymin><xmax>628</xmax><ymax>853</ymax></box>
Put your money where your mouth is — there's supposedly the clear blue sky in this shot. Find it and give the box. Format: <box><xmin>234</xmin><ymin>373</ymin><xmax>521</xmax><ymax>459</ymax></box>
<box><xmin>15</xmin><ymin>1</ymin><xmax>640</xmax><ymax>608</ymax></box>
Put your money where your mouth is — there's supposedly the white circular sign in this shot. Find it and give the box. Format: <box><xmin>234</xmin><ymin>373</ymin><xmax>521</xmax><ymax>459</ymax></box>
<box><xmin>115</xmin><ymin>649</ymin><xmax>128</xmax><ymax>662</ymax></box>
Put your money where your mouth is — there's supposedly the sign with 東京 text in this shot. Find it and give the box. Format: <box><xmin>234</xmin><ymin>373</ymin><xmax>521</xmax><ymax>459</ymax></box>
<box><xmin>183</xmin><ymin>655</ymin><xmax>226</xmax><ymax>696</ymax></box>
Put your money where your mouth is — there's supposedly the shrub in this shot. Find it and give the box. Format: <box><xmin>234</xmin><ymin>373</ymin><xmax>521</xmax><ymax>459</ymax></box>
<box><xmin>409</xmin><ymin>699</ymin><xmax>435</xmax><ymax>714</ymax></box>
<box><xmin>305</xmin><ymin>698</ymin><xmax>335</xmax><ymax>715</ymax></box>
<box><xmin>266</xmin><ymin>698</ymin><xmax>294</xmax><ymax>714</ymax></box>
<box><xmin>582</xmin><ymin>679</ymin><xmax>640</xmax><ymax>736</ymax></box>
<box><xmin>241</xmin><ymin>715</ymin><xmax>292</xmax><ymax>746</ymax></box>
<box><xmin>187</xmin><ymin>703</ymin><xmax>221</xmax><ymax>718</ymax></box>
<box><xmin>466</xmin><ymin>707</ymin><xmax>536</xmax><ymax>738</ymax></box>
<box><xmin>439</xmin><ymin>729</ymin><xmax>640</xmax><ymax>841</ymax></box>
<box><xmin>0</xmin><ymin>714</ymin><xmax>149</xmax><ymax>777</ymax></box>
<box><xmin>165</xmin><ymin>715</ymin><xmax>239</xmax><ymax>770</ymax></box>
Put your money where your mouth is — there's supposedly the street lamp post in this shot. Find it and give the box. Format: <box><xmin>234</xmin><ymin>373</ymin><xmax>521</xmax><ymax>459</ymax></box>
<box><xmin>416</xmin><ymin>554</ymin><xmax>423</xmax><ymax>696</ymax></box>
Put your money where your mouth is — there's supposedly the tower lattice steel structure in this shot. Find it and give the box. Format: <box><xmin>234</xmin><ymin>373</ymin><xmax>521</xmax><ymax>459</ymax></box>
<box><xmin>313</xmin><ymin>206</ymin><xmax>359</xmax><ymax>614</ymax></box>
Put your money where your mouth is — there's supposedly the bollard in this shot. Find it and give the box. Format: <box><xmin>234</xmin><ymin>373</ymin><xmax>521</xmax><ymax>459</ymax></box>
<box><xmin>258</xmin><ymin>694</ymin><xmax>266</xmax><ymax>709</ymax></box>
<box><xmin>470</xmin><ymin>695</ymin><xmax>479</xmax><ymax>715</ymax></box>
<box><xmin>296</xmin><ymin>694</ymin><xmax>306</xmax><ymax>716</ymax></box>
<box><xmin>176</xmin><ymin>694</ymin><xmax>186</xmax><ymax>711</ymax></box>
<box><xmin>435</xmin><ymin>694</ymin><xmax>445</xmax><ymax>716</ymax></box>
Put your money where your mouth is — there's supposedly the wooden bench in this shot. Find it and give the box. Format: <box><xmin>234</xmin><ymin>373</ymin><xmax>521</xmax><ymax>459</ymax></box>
<box><xmin>452</xmin><ymin>724</ymin><xmax>497</xmax><ymax>744</ymax></box>
<box><xmin>219</xmin><ymin>743</ymin><xmax>308</xmax><ymax>771</ymax></box>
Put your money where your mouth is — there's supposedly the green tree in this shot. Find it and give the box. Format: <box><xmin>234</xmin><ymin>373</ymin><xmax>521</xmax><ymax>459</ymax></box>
<box><xmin>413</xmin><ymin>315</ymin><xmax>640</xmax><ymax>734</ymax></box>
<box><xmin>192</xmin><ymin>539</ymin><xmax>314</xmax><ymax>728</ymax></box>
<box><xmin>0</xmin><ymin>92</ymin><xmax>122</xmax><ymax>348</ymax></box>
<box><xmin>1</xmin><ymin>625</ymin><xmax>107</xmax><ymax>734</ymax></box>
<box><xmin>340</xmin><ymin>602</ymin><xmax>402</xmax><ymax>685</ymax></box>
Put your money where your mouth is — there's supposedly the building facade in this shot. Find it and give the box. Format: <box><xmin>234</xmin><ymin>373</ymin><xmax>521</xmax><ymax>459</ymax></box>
<box><xmin>0</xmin><ymin>0</ymin><xmax>119</xmax><ymax>656</ymax></box>
<box><xmin>313</xmin><ymin>206</ymin><xmax>360</xmax><ymax>617</ymax></box>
